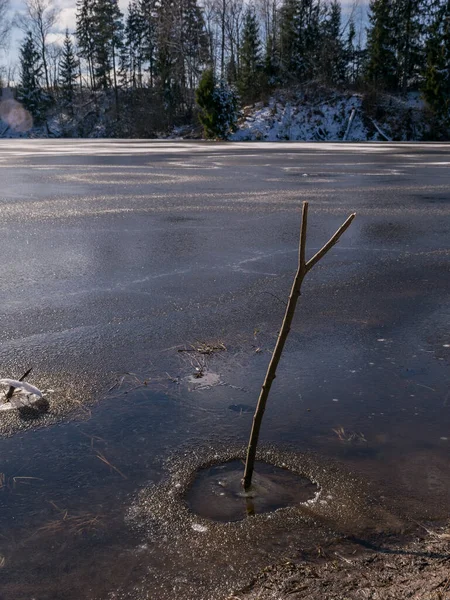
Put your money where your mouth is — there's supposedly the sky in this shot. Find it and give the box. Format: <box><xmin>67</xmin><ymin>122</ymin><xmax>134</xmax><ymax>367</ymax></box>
<box><xmin>2</xmin><ymin>0</ymin><xmax>130</xmax><ymax>70</ymax></box>
<box><xmin>2</xmin><ymin>0</ymin><xmax>367</xmax><ymax>72</ymax></box>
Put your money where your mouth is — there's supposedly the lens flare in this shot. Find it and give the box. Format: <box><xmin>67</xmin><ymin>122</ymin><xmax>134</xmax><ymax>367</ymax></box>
<box><xmin>0</xmin><ymin>98</ymin><xmax>33</xmax><ymax>132</ymax></box>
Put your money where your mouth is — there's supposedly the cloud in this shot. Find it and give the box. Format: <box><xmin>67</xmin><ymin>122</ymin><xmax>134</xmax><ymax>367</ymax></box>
<box><xmin>55</xmin><ymin>6</ymin><xmax>77</xmax><ymax>32</ymax></box>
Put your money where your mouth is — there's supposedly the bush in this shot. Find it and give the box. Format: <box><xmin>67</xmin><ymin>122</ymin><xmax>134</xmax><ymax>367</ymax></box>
<box><xmin>196</xmin><ymin>69</ymin><xmax>238</xmax><ymax>139</ymax></box>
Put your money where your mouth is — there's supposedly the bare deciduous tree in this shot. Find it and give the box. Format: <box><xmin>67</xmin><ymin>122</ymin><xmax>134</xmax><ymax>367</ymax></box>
<box><xmin>202</xmin><ymin>0</ymin><xmax>245</xmax><ymax>81</ymax></box>
<box><xmin>202</xmin><ymin>0</ymin><xmax>219</xmax><ymax>70</ymax></box>
<box><xmin>224</xmin><ymin>0</ymin><xmax>244</xmax><ymax>80</ymax></box>
<box><xmin>255</xmin><ymin>0</ymin><xmax>281</xmax><ymax>50</ymax></box>
<box><xmin>16</xmin><ymin>0</ymin><xmax>60</xmax><ymax>89</ymax></box>
<box><xmin>47</xmin><ymin>41</ymin><xmax>62</xmax><ymax>89</ymax></box>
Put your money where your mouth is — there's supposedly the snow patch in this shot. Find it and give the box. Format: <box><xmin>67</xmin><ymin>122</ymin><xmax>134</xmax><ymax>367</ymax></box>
<box><xmin>191</xmin><ymin>523</ymin><xmax>208</xmax><ymax>533</ymax></box>
<box><xmin>231</xmin><ymin>93</ymin><xmax>367</xmax><ymax>142</ymax></box>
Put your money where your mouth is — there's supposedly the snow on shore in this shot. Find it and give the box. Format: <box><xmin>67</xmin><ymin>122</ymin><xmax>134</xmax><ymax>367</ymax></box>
<box><xmin>231</xmin><ymin>89</ymin><xmax>428</xmax><ymax>142</ymax></box>
<box><xmin>232</xmin><ymin>93</ymin><xmax>368</xmax><ymax>142</ymax></box>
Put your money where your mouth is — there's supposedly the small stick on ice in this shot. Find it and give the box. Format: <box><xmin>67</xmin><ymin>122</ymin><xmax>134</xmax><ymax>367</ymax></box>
<box><xmin>5</xmin><ymin>368</ymin><xmax>33</xmax><ymax>400</ymax></box>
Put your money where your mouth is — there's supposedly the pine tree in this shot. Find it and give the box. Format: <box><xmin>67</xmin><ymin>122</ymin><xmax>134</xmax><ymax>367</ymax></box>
<box><xmin>59</xmin><ymin>29</ymin><xmax>79</xmax><ymax>113</ymax></box>
<box><xmin>117</xmin><ymin>33</ymin><xmax>131</xmax><ymax>88</ymax></box>
<box><xmin>18</xmin><ymin>30</ymin><xmax>50</xmax><ymax>123</ymax></box>
<box><xmin>238</xmin><ymin>6</ymin><xmax>263</xmax><ymax>104</ymax></box>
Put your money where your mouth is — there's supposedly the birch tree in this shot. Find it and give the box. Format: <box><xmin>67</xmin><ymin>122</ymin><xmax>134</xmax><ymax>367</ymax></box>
<box><xmin>0</xmin><ymin>0</ymin><xmax>10</xmax><ymax>51</ymax></box>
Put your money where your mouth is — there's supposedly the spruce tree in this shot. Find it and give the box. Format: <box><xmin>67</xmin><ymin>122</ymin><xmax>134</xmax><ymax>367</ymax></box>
<box><xmin>423</xmin><ymin>0</ymin><xmax>450</xmax><ymax>125</ymax></box>
<box><xmin>18</xmin><ymin>31</ymin><xmax>50</xmax><ymax>123</ymax></box>
<box><xmin>297</xmin><ymin>0</ymin><xmax>321</xmax><ymax>80</ymax></box>
<box><xmin>154</xmin><ymin>0</ymin><xmax>179</xmax><ymax>119</ymax></box>
<box><xmin>91</xmin><ymin>0</ymin><xmax>124</xmax><ymax>90</ymax></box>
<box><xmin>279</xmin><ymin>0</ymin><xmax>299</xmax><ymax>77</ymax></box>
<box><xmin>238</xmin><ymin>6</ymin><xmax>263</xmax><ymax>104</ymax></box>
<box><xmin>264</xmin><ymin>30</ymin><xmax>280</xmax><ymax>84</ymax></box>
<box><xmin>140</xmin><ymin>0</ymin><xmax>157</xmax><ymax>87</ymax></box>
<box><xmin>345</xmin><ymin>17</ymin><xmax>358</xmax><ymax>85</ymax></box>
<box><xmin>76</xmin><ymin>0</ymin><xmax>96</xmax><ymax>88</ymax></box>
<box><xmin>279</xmin><ymin>0</ymin><xmax>321</xmax><ymax>82</ymax></box>
<box><xmin>181</xmin><ymin>0</ymin><xmax>209</xmax><ymax>93</ymax></box>
<box><xmin>59</xmin><ymin>29</ymin><xmax>79</xmax><ymax>113</ymax></box>
<box><xmin>365</xmin><ymin>0</ymin><xmax>398</xmax><ymax>89</ymax></box>
<box><xmin>318</xmin><ymin>0</ymin><xmax>346</xmax><ymax>85</ymax></box>
<box><xmin>154</xmin><ymin>0</ymin><xmax>208</xmax><ymax>123</ymax></box>
<box><xmin>394</xmin><ymin>0</ymin><xmax>425</xmax><ymax>92</ymax></box>
<box><xmin>125</xmin><ymin>0</ymin><xmax>146</xmax><ymax>88</ymax></box>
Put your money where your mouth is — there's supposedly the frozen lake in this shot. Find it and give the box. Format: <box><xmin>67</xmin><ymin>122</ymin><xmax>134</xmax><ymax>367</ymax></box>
<box><xmin>0</xmin><ymin>141</ymin><xmax>449</xmax><ymax>599</ymax></box>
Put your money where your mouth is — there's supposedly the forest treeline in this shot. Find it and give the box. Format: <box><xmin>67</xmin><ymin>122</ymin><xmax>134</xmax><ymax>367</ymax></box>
<box><xmin>0</xmin><ymin>0</ymin><xmax>449</xmax><ymax>138</ymax></box>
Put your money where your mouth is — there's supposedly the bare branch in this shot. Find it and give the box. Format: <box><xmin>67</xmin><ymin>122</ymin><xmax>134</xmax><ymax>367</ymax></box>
<box><xmin>0</xmin><ymin>0</ymin><xmax>10</xmax><ymax>51</ymax></box>
<box><xmin>305</xmin><ymin>213</ymin><xmax>356</xmax><ymax>272</ymax></box>
<box><xmin>298</xmin><ymin>201</ymin><xmax>308</xmax><ymax>270</ymax></box>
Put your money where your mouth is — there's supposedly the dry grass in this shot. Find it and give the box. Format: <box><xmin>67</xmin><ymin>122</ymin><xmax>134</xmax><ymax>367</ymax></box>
<box><xmin>107</xmin><ymin>371</ymin><xmax>167</xmax><ymax>396</ymax></box>
<box><xmin>411</xmin><ymin>519</ymin><xmax>450</xmax><ymax>541</ymax></box>
<box><xmin>27</xmin><ymin>501</ymin><xmax>107</xmax><ymax>538</ymax></box>
<box><xmin>78</xmin><ymin>430</ymin><xmax>107</xmax><ymax>448</ymax></box>
<box><xmin>0</xmin><ymin>472</ymin><xmax>44</xmax><ymax>491</ymax></box>
<box><xmin>95</xmin><ymin>451</ymin><xmax>127</xmax><ymax>480</ymax></box>
<box><xmin>176</xmin><ymin>341</ymin><xmax>227</xmax><ymax>381</ymax></box>
<box><xmin>177</xmin><ymin>341</ymin><xmax>227</xmax><ymax>356</ymax></box>
<box><xmin>332</xmin><ymin>426</ymin><xmax>367</xmax><ymax>444</ymax></box>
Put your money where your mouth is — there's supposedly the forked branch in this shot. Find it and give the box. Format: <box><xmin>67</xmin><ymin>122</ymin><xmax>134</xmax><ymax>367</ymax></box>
<box><xmin>242</xmin><ymin>203</ymin><xmax>355</xmax><ymax>491</ymax></box>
